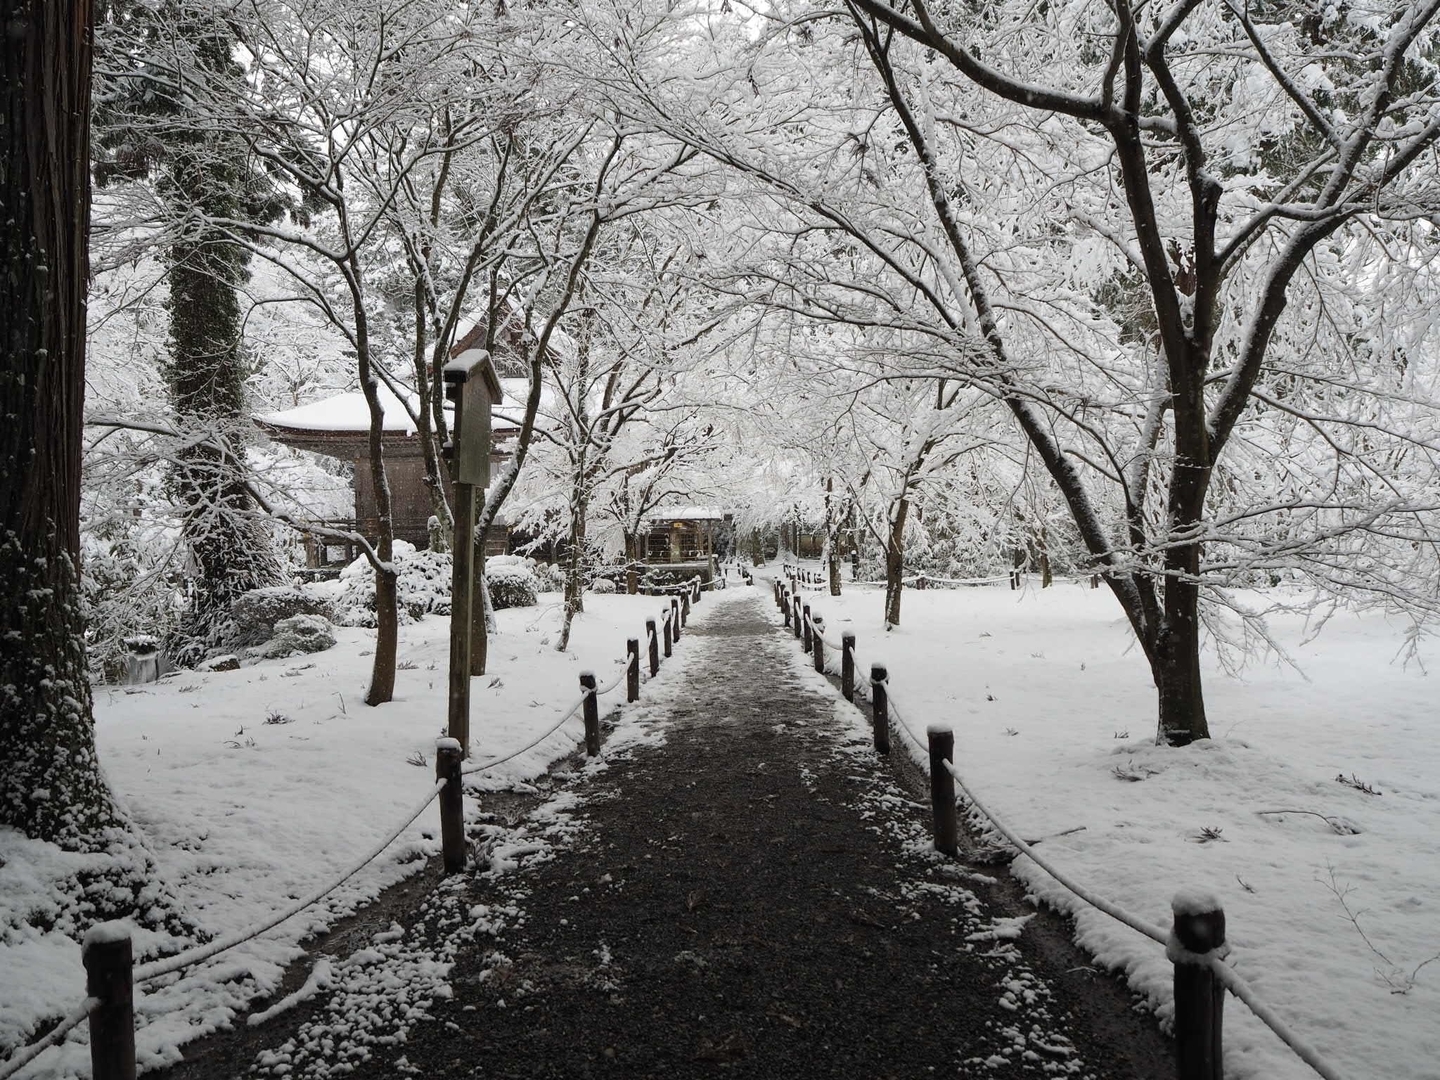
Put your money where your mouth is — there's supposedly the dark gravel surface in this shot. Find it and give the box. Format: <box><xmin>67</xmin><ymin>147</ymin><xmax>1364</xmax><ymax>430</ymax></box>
<box><xmin>160</xmin><ymin>590</ymin><xmax>1175</xmax><ymax>1080</ymax></box>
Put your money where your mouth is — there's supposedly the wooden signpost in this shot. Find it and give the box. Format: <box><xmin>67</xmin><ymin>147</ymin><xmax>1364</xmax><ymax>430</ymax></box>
<box><xmin>442</xmin><ymin>349</ymin><xmax>501</xmax><ymax>757</ymax></box>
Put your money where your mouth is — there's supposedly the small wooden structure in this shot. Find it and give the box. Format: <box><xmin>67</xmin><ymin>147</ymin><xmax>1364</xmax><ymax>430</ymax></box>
<box><xmin>644</xmin><ymin>507</ymin><xmax>726</xmax><ymax>563</ymax></box>
<box><xmin>255</xmin><ymin>384</ymin><xmax>517</xmax><ymax>560</ymax></box>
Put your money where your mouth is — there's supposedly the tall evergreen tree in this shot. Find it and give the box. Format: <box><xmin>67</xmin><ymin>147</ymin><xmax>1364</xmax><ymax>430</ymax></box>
<box><xmin>97</xmin><ymin>3</ymin><xmax>284</xmax><ymax>663</ymax></box>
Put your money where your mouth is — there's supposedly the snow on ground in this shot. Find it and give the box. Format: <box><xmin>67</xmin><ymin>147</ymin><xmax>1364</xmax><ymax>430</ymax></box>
<box><xmin>0</xmin><ymin>588</ymin><xmax>710</xmax><ymax>1078</ymax></box>
<box><xmin>771</xmin><ymin>565</ymin><xmax>1440</xmax><ymax>1080</ymax></box>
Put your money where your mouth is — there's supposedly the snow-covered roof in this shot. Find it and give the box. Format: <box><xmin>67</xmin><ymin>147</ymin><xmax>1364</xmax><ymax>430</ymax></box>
<box><xmin>257</xmin><ymin>386</ymin><xmax>434</xmax><ymax>435</ymax></box>
<box><xmin>257</xmin><ymin>381</ymin><xmax>528</xmax><ymax>436</ymax></box>
<box><xmin>645</xmin><ymin>506</ymin><xmax>726</xmax><ymax>523</ymax></box>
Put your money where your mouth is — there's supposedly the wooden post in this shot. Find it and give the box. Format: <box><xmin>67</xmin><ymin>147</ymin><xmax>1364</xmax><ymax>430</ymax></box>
<box><xmin>671</xmin><ymin>597</ymin><xmax>682</xmax><ymax>641</ymax></box>
<box><xmin>447</xmin><ymin>481</ymin><xmax>475</xmax><ymax>756</ymax></box>
<box><xmin>646</xmin><ymin>619</ymin><xmax>659</xmax><ymax>676</ymax></box>
<box><xmin>1172</xmin><ymin>898</ymin><xmax>1227</xmax><ymax>1080</ymax></box>
<box><xmin>792</xmin><ymin>599</ymin><xmax>802</xmax><ymax>640</ymax></box>
<box><xmin>580</xmin><ymin>672</ymin><xmax>600</xmax><ymax>755</ymax></box>
<box><xmin>782</xmin><ymin>590</ymin><xmax>791</xmax><ymax>627</ymax></box>
<box><xmin>842</xmin><ymin>633</ymin><xmax>856</xmax><ymax>702</ymax></box>
<box><xmin>812</xmin><ymin>617</ymin><xmax>825</xmax><ymax>673</ymax></box>
<box><xmin>871</xmin><ymin>663</ymin><xmax>890</xmax><ymax>755</ymax></box>
<box><xmin>681</xmin><ymin>590</ymin><xmax>690</xmax><ymax>626</ymax></box>
<box><xmin>927</xmin><ymin>726</ymin><xmax>959</xmax><ymax>856</ymax></box>
<box><xmin>801</xmin><ymin>604</ymin><xmax>812</xmax><ymax>653</ymax></box>
<box><xmin>436</xmin><ymin>738</ymin><xmax>465</xmax><ymax>875</ymax></box>
<box><xmin>85</xmin><ymin>925</ymin><xmax>136</xmax><ymax>1080</ymax></box>
<box><xmin>1091</xmin><ymin>574</ymin><xmax>1100</xmax><ymax>589</ymax></box>
<box><xmin>693</xmin><ymin>578</ymin><xmax>701</xmax><ymax>604</ymax></box>
<box><xmin>663</xmin><ymin>611</ymin><xmax>673</xmax><ymax>657</ymax></box>
<box><xmin>627</xmin><ymin>639</ymin><xmax>641</xmax><ymax>702</ymax></box>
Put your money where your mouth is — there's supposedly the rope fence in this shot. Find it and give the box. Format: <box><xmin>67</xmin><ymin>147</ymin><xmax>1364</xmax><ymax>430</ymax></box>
<box><xmin>781</xmin><ymin>560</ymin><xmax>1100</xmax><ymax>593</ymax></box>
<box><xmin>769</xmin><ymin>577</ymin><xmax>1348</xmax><ymax>1080</ymax></box>
<box><xmin>1</xmin><ymin>597</ymin><xmax>704</xmax><ymax>1080</ymax></box>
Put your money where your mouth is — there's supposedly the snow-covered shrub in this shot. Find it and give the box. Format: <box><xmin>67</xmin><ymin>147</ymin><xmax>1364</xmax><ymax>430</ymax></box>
<box><xmin>258</xmin><ymin>614</ymin><xmax>337</xmax><ymax>658</ymax></box>
<box><xmin>332</xmin><ymin>541</ymin><xmax>452</xmax><ymax>627</ymax></box>
<box><xmin>591</xmin><ymin>577</ymin><xmax>617</xmax><ymax>595</ymax></box>
<box><xmin>487</xmin><ymin>562</ymin><xmax>539</xmax><ymax>609</ymax></box>
<box><xmin>531</xmin><ymin>561</ymin><xmax>565</xmax><ymax>593</ymax></box>
<box><xmin>224</xmin><ymin>585</ymin><xmax>334</xmax><ymax>648</ymax></box>
<box><xmin>81</xmin><ymin>531</ymin><xmax>188</xmax><ymax>682</ymax></box>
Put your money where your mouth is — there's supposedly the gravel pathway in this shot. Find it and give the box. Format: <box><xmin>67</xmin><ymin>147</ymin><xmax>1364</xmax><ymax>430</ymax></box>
<box><xmin>161</xmin><ymin>589</ymin><xmax>1174</xmax><ymax>1080</ymax></box>
<box><xmin>359</xmin><ymin>592</ymin><xmax>1172</xmax><ymax>1078</ymax></box>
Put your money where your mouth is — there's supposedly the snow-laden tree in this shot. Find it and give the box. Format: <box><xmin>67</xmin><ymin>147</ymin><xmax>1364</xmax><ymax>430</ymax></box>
<box><xmin>588</xmin><ymin>0</ymin><xmax>1440</xmax><ymax>743</ymax></box>
<box><xmin>508</xmin><ymin>224</ymin><xmax>720</xmax><ymax>650</ymax></box>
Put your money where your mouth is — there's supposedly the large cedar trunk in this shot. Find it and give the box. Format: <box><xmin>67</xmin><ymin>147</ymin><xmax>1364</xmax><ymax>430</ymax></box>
<box><xmin>0</xmin><ymin>0</ymin><xmax>121</xmax><ymax>844</ymax></box>
<box><xmin>883</xmin><ymin>498</ymin><xmax>909</xmax><ymax>628</ymax></box>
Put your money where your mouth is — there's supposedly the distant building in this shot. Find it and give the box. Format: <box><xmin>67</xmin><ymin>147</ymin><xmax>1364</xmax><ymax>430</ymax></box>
<box><xmin>642</xmin><ymin>507</ymin><xmax>728</xmax><ymax>563</ymax></box>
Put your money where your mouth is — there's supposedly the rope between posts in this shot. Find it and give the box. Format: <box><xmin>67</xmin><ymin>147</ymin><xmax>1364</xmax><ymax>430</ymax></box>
<box><xmin>876</xmin><ymin>679</ymin><xmax>1346</xmax><ymax>1080</ymax></box>
<box><xmin>0</xmin><ymin>997</ymin><xmax>99</xmax><ymax>1080</ymax></box>
<box><xmin>593</xmin><ymin>650</ymin><xmax>638</xmax><ymax>697</ymax></box>
<box><xmin>1206</xmin><ymin>960</ymin><xmax>1346</xmax><ymax>1080</ymax></box>
<box><xmin>460</xmin><ymin>696</ymin><xmax>590</xmax><ymax>775</ymax></box>
<box><xmin>803</xmin><ymin>611</ymin><xmax>845</xmax><ymax>653</ymax></box>
<box><xmin>134</xmin><ymin>779</ymin><xmax>447</xmax><ymax>985</ymax></box>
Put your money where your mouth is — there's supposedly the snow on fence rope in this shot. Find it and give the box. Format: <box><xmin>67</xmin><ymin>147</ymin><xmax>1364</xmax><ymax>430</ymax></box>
<box><xmin>136</xmin><ymin>778</ymin><xmax>448</xmax><ymax>985</ymax></box>
<box><xmin>772</xmin><ymin>580</ymin><xmax>1348</xmax><ymax>1080</ymax></box>
<box><xmin>460</xmin><ymin>698</ymin><xmax>589</xmax><ymax>775</ymax></box>
<box><xmin>0</xmin><ymin>999</ymin><xmax>100</xmax><ymax>1080</ymax></box>
<box><xmin>0</xmin><ymin>780</ymin><xmax>447</xmax><ymax>1080</ymax></box>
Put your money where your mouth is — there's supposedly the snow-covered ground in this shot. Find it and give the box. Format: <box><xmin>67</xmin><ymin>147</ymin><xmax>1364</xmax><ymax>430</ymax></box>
<box><xmin>0</xmin><ymin>590</ymin><xmax>697</xmax><ymax>1078</ymax></box>
<box><xmin>773</xmin><ymin>566</ymin><xmax>1440</xmax><ymax>1080</ymax></box>
<box><xmin>6</xmin><ymin>572</ymin><xmax>1437</xmax><ymax>1080</ymax></box>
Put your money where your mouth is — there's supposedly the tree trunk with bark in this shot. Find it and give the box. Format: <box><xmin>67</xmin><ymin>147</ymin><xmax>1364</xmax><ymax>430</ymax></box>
<box><xmin>0</xmin><ymin>0</ymin><xmax>121</xmax><ymax>844</ymax></box>
<box><xmin>352</xmin><ymin>279</ymin><xmax>398</xmax><ymax>706</ymax></box>
<box><xmin>883</xmin><ymin>498</ymin><xmax>909</xmax><ymax>629</ymax></box>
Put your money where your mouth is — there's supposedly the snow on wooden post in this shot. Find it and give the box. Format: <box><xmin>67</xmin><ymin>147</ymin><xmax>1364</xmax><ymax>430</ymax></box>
<box><xmin>870</xmin><ymin>664</ymin><xmax>890</xmax><ymax>755</ymax></box>
<box><xmin>841</xmin><ymin>633</ymin><xmax>856</xmax><ymax>702</ymax></box>
<box><xmin>812</xmin><ymin>616</ymin><xmax>825</xmax><ymax>673</ymax></box>
<box><xmin>646</xmin><ymin>619</ymin><xmax>659</xmax><ymax>677</ymax></box>
<box><xmin>801</xmin><ymin>604</ymin><xmax>813</xmax><ymax>654</ymax></box>
<box><xmin>663</xmin><ymin>611</ymin><xmax>673</xmax><ymax>658</ymax></box>
<box><xmin>681</xmin><ymin>590</ymin><xmax>690</xmax><ymax>626</ymax></box>
<box><xmin>792</xmin><ymin>598</ymin><xmax>802</xmax><ymax>641</ymax></box>
<box><xmin>84</xmin><ymin>923</ymin><xmax>136</xmax><ymax>1080</ymax></box>
<box><xmin>580</xmin><ymin>672</ymin><xmax>600</xmax><ymax>756</ymax></box>
<box><xmin>927</xmin><ymin>726</ymin><xmax>959</xmax><ymax>856</ymax></box>
<box><xmin>436</xmin><ymin>739</ymin><xmax>466</xmax><ymax>875</ymax></box>
<box><xmin>782</xmin><ymin>590</ymin><xmax>792</xmax><ymax>627</ymax></box>
<box><xmin>627</xmin><ymin>639</ymin><xmax>641</xmax><ymax>703</ymax></box>
<box><xmin>1171</xmin><ymin>893</ymin><xmax>1227</xmax><ymax>1080</ymax></box>
<box><xmin>692</xmin><ymin>578</ymin><xmax>701</xmax><ymax>604</ymax></box>
<box><xmin>671</xmin><ymin>598</ymin><xmax>682</xmax><ymax>641</ymax></box>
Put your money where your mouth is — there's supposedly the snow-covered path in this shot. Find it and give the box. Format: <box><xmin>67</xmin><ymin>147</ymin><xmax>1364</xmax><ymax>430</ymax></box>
<box><xmin>210</xmin><ymin>591</ymin><xmax>1173</xmax><ymax>1079</ymax></box>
